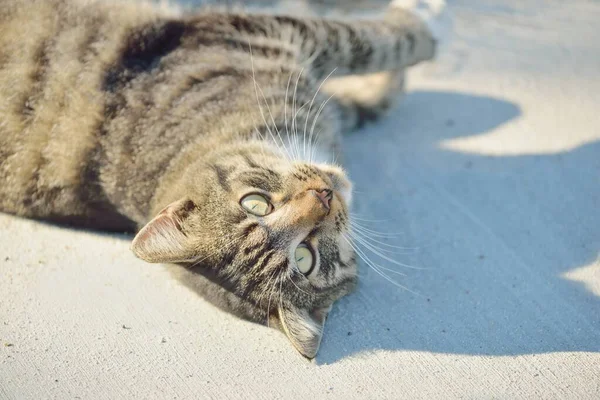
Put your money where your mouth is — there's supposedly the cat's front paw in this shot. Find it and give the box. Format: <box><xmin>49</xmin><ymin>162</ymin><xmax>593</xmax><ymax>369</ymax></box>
<box><xmin>390</xmin><ymin>0</ymin><xmax>453</xmax><ymax>51</ymax></box>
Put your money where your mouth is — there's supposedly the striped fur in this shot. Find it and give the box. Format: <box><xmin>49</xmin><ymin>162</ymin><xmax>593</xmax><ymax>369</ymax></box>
<box><xmin>0</xmin><ymin>0</ymin><xmax>436</xmax><ymax>358</ymax></box>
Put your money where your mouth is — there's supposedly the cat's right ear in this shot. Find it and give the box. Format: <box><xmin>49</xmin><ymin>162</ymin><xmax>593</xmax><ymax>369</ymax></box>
<box><xmin>275</xmin><ymin>303</ymin><xmax>330</xmax><ymax>359</ymax></box>
<box><xmin>131</xmin><ymin>198</ymin><xmax>197</xmax><ymax>263</ymax></box>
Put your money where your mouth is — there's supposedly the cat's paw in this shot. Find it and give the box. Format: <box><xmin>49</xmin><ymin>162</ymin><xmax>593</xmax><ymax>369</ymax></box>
<box><xmin>390</xmin><ymin>0</ymin><xmax>452</xmax><ymax>51</ymax></box>
<box><xmin>324</xmin><ymin>69</ymin><xmax>406</xmax><ymax>130</ymax></box>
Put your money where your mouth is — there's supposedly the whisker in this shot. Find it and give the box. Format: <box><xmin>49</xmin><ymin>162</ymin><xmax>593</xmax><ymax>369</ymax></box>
<box><xmin>351</xmin><ymin>231</ymin><xmax>419</xmax><ymax>255</ymax></box>
<box><xmin>292</xmin><ymin>101</ymin><xmax>309</xmax><ymax>141</ymax></box>
<box><xmin>346</xmin><ymin>234</ymin><xmax>407</xmax><ymax>275</ymax></box>
<box><xmin>283</xmin><ymin>67</ymin><xmax>295</xmax><ymax>159</ymax></box>
<box><xmin>349</xmin><ymin>215</ymin><xmax>388</xmax><ymax>222</ymax></box>
<box><xmin>343</xmin><ymin>234</ymin><xmax>420</xmax><ymax>295</ymax></box>
<box><xmin>278</xmin><ymin>275</ymin><xmax>285</xmax><ymax>321</ymax></box>
<box><xmin>251</xmin><ymin>125</ymin><xmax>277</xmax><ymax>161</ymax></box>
<box><xmin>302</xmin><ymin>67</ymin><xmax>337</xmax><ymax>162</ymax></box>
<box><xmin>256</xmin><ymin>80</ymin><xmax>292</xmax><ymax>160</ymax></box>
<box><xmin>350</xmin><ymin>226</ymin><xmax>415</xmax><ymax>248</ymax></box>
<box><xmin>331</xmin><ymin>140</ymin><xmax>340</xmax><ymax>166</ymax></box>
<box><xmin>287</xmin><ymin>273</ymin><xmax>312</xmax><ymax>296</ymax></box>
<box><xmin>187</xmin><ymin>231</ymin><xmax>247</xmax><ymax>269</ymax></box>
<box><xmin>308</xmin><ymin>92</ymin><xmax>337</xmax><ymax>164</ymax></box>
<box><xmin>350</xmin><ymin>220</ymin><xmax>407</xmax><ymax>238</ymax></box>
<box><xmin>248</xmin><ymin>41</ymin><xmax>292</xmax><ymax>161</ymax></box>
<box><xmin>291</xmin><ymin>67</ymin><xmax>305</xmax><ymax>161</ymax></box>
<box><xmin>350</xmin><ymin>232</ymin><xmax>427</xmax><ymax>270</ymax></box>
<box><xmin>351</xmin><ymin>223</ymin><xmax>413</xmax><ymax>244</ymax></box>
<box><xmin>258</xmin><ymin>266</ymin><xmax>278</xmax><ymax>306</ymax></box>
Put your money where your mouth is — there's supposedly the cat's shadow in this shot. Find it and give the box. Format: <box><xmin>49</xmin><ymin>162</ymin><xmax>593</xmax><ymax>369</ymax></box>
<box><xmin>317</xmin><ymin>90</ymin><xmax>600</xmax><ymax>364</ymax></box>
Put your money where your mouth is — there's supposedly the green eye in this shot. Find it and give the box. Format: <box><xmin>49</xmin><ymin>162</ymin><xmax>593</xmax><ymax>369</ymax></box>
<box><xmin>240</xmin><ymin>194</ymin><xmax>272</xmax><ymax>216</ymax></box>
<box><xmin>295</xmin><ymin>244</ymin><xmax>315</xmax><ymax>275</ymax></box>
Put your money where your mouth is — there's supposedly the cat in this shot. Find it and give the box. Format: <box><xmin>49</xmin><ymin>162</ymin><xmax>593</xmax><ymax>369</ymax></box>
<box><xmin>0</xmin><ymin>0</ymin><xmax>446</xmax><ymax>358</ymax></box>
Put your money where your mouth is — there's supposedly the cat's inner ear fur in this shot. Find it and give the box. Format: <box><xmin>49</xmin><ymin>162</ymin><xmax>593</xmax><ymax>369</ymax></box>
<box><xmin>131</xmin><ymin>198</ymin><xmax>197</xmax><ymax>263</ymax></box>
<box><xmin>276</xmin><ymin>304</ymin><xmax>331</xmax><ymax>359</ymax></box>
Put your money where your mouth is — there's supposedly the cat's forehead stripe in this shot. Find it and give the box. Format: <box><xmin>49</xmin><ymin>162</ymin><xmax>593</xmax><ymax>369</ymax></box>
<box><xmin>212</xmin><ymin>164</ymin><xmax>231</xmax><ymax>192</ymax></box>
<box><xmin>237</xmin><ymin>170</ymin><xmax>282</xmax><ymax>192</ymax></box>
<box><xmin>240</xmin><ymin>153</ymin><xmax>260</xmax><ymax>169</ymax></box>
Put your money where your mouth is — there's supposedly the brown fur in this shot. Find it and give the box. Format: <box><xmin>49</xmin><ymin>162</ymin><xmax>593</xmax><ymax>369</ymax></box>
<box><xmin>0</xmin><ymin>0</ymin><xmax>435</xmax><ymax>357</ymax></box>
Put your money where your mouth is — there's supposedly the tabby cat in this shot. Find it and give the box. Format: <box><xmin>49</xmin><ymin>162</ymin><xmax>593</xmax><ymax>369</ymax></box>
<box><xmin>0</xmin><ymin>0</ymin><xmax>445</xmax><ymax>358</ymax></box>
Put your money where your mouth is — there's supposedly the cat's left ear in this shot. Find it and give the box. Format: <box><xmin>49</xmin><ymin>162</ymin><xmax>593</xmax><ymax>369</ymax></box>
<box><xmin>131</xmin><ymin>198</ymin><xmax>198</xmax><ymax>263</ymax></box>
<box><xmin>276</xmin><ymin>304</ymin><xmax>331</xmax><ymax>359</ymax></box>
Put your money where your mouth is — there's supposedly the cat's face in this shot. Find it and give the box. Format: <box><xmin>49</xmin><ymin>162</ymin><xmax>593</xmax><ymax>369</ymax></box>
<box><xmin>131</xmin><ymin>141</ymin><xmax>357</xmax><ymax>358</ymax></box>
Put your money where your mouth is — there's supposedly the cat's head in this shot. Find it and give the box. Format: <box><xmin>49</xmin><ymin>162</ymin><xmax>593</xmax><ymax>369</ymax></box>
<box><xmin>131</xmin><ymin>140</ymin><xmax>357</xmax><ymax>358</ymax></box>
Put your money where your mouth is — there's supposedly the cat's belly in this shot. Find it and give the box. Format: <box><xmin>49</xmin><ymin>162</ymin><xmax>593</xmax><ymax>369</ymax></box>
<box><xmin>0</xmin><ymin>0</ymin><xmax>153</xmax><ymax>231</ymax></box>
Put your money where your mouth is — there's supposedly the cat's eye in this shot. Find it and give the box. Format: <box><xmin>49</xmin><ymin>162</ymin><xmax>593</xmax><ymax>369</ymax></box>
<box><xmin>295</xmin><ymin>244</ymin><xmax>315</xmax><ymax>275</ymax></box>
<box><xmin>240</xmin><ymin>193</ymin><xmax>272</xmax><ymax>216</ymax></box>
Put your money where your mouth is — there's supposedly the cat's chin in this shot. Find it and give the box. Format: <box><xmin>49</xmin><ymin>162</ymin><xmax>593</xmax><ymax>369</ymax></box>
<box><xmin>333</xmin><ymin>174</ymin><xmax>353</xmax><ymax>206</ymax></box>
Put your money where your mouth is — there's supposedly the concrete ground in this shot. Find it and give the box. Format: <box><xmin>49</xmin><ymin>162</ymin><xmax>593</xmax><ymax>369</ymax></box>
<box><xmin>1</xmin><ymin>0</ymin><xmax>599</xmax><ymax>398</ymax></box>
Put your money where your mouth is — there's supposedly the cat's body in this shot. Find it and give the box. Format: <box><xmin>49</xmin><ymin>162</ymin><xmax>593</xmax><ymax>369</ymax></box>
<box><xmin>0</xmin><ymin>0</ymin><xmax>440</xmax><ymax>357</ymax></box>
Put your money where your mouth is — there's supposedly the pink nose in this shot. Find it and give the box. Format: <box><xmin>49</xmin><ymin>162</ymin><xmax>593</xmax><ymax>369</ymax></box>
<box><xmin>312</xmin><ymin>189</ymin><xmax>333</xmax><ymax>210</ymax></box>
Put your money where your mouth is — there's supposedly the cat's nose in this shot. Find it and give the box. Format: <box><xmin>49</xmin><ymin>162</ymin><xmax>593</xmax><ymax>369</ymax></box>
<box><xmin>312</xmin><ymin>189</ymin><xmax>333</xmax><ymax>210</ymax></box>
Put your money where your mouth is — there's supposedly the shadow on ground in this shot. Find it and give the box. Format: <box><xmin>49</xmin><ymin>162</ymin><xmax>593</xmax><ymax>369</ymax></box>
<box><xmin>317</xmin><ymin>90</ymin><xmax>600</xmax><ymax>364</ymax></box>
<box><xmin>5</xmin><ymin>90</ymin><xmax>597</xmax><ymax>365</ymax></box>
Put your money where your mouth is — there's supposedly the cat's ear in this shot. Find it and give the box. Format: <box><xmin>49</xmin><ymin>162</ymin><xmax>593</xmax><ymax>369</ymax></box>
<box><xmin>131</xmin><ymin>198</ymin><xmax>197</xmax><ymax>263</ymax></box>
<box><xmin>276</xmin><ymin>304</ymin><xmax>331</xmax><ymax>359</ymax></box>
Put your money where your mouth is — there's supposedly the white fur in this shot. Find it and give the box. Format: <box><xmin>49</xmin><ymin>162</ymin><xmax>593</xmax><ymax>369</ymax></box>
<box><xmin>391</xmin><ymin>0</ymin><xmax>453</xmax><ymax>46</ymax></box>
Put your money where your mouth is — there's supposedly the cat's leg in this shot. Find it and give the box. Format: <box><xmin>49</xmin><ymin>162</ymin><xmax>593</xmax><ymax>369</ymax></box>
<box><xmin>324</xmin><ymin>68</ymin><xmax>407</xmax><ymax>130</ymax></box>
<box><xmin>195</xmin><ymin>1</ymin><xmax>449</xmax><ymax>131</ymax></box>
<box><xmin>200</xmin><ymin>0</ymin><xmax>449</xmax><ymax>78</ymax></box>
<box><xmin>319</xmin><ymin>0</ymin><xmax>451</xmax><ymax>129</ymax></box>
<box><xmin>293</xmin><ymin>0</ymin><xmax>450</xmax><ymax>79</ymax></box>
